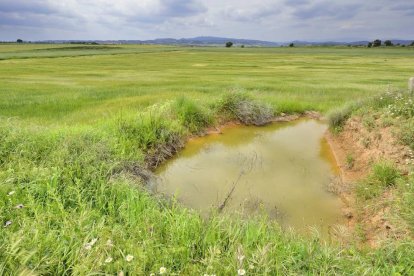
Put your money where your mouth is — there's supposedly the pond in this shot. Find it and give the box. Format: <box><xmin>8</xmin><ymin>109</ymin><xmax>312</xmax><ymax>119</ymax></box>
<box><xmin>155</xmin><ymin>119</ymin><xmax>344</xmax><ymax>236</ymax></box>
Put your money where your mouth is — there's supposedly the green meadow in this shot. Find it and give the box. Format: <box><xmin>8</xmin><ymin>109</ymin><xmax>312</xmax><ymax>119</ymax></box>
<box><xmin>1</xmin><ymin>44</ymin><xmax>414</xmax><ymax>275</ymax></box>
<box><xmin>1</xmin><ymin>44</ymin><xmax>413</xmax><ymax>124</ymax></box>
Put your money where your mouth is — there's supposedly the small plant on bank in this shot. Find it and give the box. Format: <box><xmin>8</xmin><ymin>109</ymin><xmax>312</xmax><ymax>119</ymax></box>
<box><xmin>362</xmin><ymin>116</ymin><xmax>376</xmax><ymax>131</ymax></box>
<box><xmin>345</xmin><ymin>154</ymin><xmax>355</xmax><ymax>169</ymax></box>
<box><xmin>216</xmin><ymin>92</ymin><xmax>274</xmax><ymax>126</ymax></box>
<box><xmin>398</xmin><ymin>118</ymin><xmax>414</xmax><ymax>150</ymax></box>
<box><xmin>356</xmin><ymin>161</ymin><xmax>400</xmax><ymax>200</ymax></box>
<box><xmin>361</xmin><ymin>137</ymin><xmax>371</xmax><ymax>149</ymax></box>
<box><xmin>327</xmin><ymin>101</ymin><xmax>362</xmax><ymax>130</ymax></box>
<box><xmin>372</xmin><ymin>161</ymin><xmax>400</xmax><ymax>187</ymax></box>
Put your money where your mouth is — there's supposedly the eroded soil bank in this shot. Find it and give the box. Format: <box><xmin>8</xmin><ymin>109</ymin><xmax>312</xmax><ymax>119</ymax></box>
<box><xmin>326</xmin><ymin>116</ymin><xmax>413</xmax><ymax>246</ymax></box>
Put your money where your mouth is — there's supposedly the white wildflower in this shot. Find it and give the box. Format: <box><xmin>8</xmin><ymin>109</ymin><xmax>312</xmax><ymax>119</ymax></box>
<box><xmin>159</xmin><ymin>267</ymin><xmax>167</xmax><ymax>274</ymax></box>
<box><xmin>249</xmin><ymin>264</ymin><xmax>255</xmax><ymax>269</ymax></box>
<box><xmin>8</xmin><ymin>191</ymin><xmax>15</xmax><ymax>196</ymax></box>
<box><xmin>125</xmin><ymin>254</ymin><xmax>134</xmax><ymax>262</ymax></box>
<box><xmin>4</xmin><ymin>221</ymin><xmax>12</xmax><ymax>227</ymax></box>
<box><xmin>238</xmin><ymin>268</ymin><xmax>246</xmax><ymax>275</ymax></box>
<box><xmin>105</xmin><ymin>257</ymin><xmax>113</xmax><ymax>263</ymax></box>
<box><xmin>84</xmin><ymin>243</ymin><xmax>92</xmax><ymax>250</ymax></box>
<box><xmin>89</xmin><ymin>238</ymin><xmax>98</xmax><ymax>246</ymax></box>
<box><xmin>106</xmin><ymin>239</ymin><xmax>114</xmax><ymax>247</ymax></box>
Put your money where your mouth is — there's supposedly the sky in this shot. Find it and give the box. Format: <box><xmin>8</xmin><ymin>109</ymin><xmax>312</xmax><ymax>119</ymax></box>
<box><xmin>0</xmin><ymin>0</ymin><xmax>413</xmax><ymax>42</ymax></box>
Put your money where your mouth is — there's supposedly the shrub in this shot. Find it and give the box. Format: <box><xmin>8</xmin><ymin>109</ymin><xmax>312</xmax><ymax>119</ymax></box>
<box><xmin>327</xmin><ymin>102</ymin><xmax>360</xmax><ymax>129</ymax></box>
<box><xmin>386</xmin><ymin>93</ymin><xmax>414</xmax><ymax>118</ymax></box>
<box><xmin>216</xmin><ymin>92</ymin><xmax>274</xmax><ymax>126</ymax></box>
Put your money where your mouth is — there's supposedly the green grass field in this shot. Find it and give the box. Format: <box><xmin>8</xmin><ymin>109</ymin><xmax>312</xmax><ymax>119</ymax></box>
<box><xmin>1</xmin><ymin>44</ymin><xmax>414</xmax><ymax>275</ymax></box>
<box><xmin>1</xmin><ymin>44</ymin><xmax>413</xmax><ymax>125</ymax></box>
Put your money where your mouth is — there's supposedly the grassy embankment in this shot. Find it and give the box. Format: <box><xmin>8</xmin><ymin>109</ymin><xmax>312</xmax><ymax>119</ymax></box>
<box><xmin>1</xmin><ymin>44</ymin><xmax>414</xmax><ymax>274</ymax></box>
<box><xmin>328</xmin><ymin>90</ymin><xmax>414</xmax><ymax>244</ymax></box>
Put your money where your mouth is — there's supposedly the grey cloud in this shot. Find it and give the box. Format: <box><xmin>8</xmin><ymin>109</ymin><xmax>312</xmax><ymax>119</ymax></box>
<box><xmin>0</xmin><ymin>0</ymin><xmax>412</xmax><ymax>42</ymax></box>
<box><xmin>159</xmin><ymin>0</ymin><xmax>206</xmax><ymax>17</ymax></box>
<box><xmin>126</xmin><ymin>0</ymin><xmax>207</xmax><ymax>24</ymax></box>
<box><xmin>0</xmin><ymin>0</ymin><xmax>55</xmax><ymax>14</ymax></box>
<box><xmin>284</xmin><ymin>0</ymin><xmax>309</xmax><ymax>7</ymax></box>
<box><xmin>293</xmin><ymin>2</ymin><xmax>362</xmax><ymax>20</ymax></box>
<box><xmin>390</xmin><ymin>3</ymin><xmax>414</xmax><ymax>15</ymax></box>
<box><xmin>0</xmin><ymin>11</ymin><xmax>82</xmax><ymax>29</ymax></box>
<box><xmin>223</xmin><ymin>5</ymin><xmax>282</xmax><ymax>21</ymax></box>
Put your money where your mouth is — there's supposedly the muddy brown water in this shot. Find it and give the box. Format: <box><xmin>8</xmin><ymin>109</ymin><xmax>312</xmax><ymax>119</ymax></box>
<box><xmin>155</xmin><ymin>119</ymin><xmax>344</xmax><ymax>236</ymax></box>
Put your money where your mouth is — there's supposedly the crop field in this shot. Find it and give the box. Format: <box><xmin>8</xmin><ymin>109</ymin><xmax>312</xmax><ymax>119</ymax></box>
<box><xmin>1</xmin><ymin>44</ymin><xmax>414</xmax><ymax>275</ymax></box>
<box><xmin>1</xmin><ymin>44</ymin><xmax>413</xmax><ymax>125</ymax></box>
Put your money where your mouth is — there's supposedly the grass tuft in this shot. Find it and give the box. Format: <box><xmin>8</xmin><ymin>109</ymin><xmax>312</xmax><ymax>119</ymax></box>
<box><xmin>173</xmin><ymin>97</ymin><xmax>213</xmax><ymax>133</ymax></box>
<box><xmin>216</xmin><ymin>92</ymin><xmax>274</xmax><ymax>126</ymax></box>
<box><xmin>327</xmin><ymin>101</ymin><xmax>362</xmax><ymax>129</ymax></box>
<box><xmin>356</xmin><ymin>161</ymin><xmax>400</xmax><ymax>200</ymax></box>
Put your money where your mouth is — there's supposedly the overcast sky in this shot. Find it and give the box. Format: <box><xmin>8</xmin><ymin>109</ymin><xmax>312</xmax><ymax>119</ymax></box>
<box><xmin>0</xmin><ymin>0</ymin><xmax>413</xmax><ymax>42</ymax></box>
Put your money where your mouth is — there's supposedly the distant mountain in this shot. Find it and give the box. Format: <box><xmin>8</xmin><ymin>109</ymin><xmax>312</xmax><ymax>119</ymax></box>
<box><xmin>39</xmin><ymin>37</ymin><xmax>280</xmax><ymax>46</ymax></box>
<box><xmin>291</xmin><ymin>40</ymin><xmax>413</xmax><ymax>46</ymax></box>
<box><xmin>137</xmin><ymin>36</ymin><xmax>281</xmax><ymax>46</ymax></box>
<box><xmin>38</xmin><ymin>37</ymin><xmax>414</xmax><ymax>46</ymax></box>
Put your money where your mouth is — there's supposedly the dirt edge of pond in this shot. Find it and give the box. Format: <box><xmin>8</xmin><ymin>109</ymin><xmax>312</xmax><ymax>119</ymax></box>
<box><xmin>200</xmin><ymin>111</ymin><xmax>322</xmax><ymax>137</ymax></box>
<box><xmin>325</xmin><ymin>116</ymin><xmax>412</xmax><ymax>247</ymax></box>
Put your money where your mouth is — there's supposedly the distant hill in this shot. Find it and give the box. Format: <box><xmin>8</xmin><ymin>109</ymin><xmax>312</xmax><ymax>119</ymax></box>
<box><xmin>38</xmin><ymin>37</ymin><xmax>414</xmax><ymax>46</ymax></box>
<box><xmin>41</xmin><ymin>36</ymin><xmax>280</xmax><ymax>46</ymax></box>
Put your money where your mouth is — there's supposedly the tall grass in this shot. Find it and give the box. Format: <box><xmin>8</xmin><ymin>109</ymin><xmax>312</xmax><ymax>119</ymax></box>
<box><xmin>327</xmin><ymin>101</ymin><xmax>363</xmax><ymax>129</ymax></box>
<box><xmin>1</xmin><ymin>98</ymin><xmax>414</xmax><ymax>274</ymax></box>
<box><xmin>1</xmin><ymin>45</ymin><xmax>413</xmax><ymax>125</ymax></box>
<box><xmin>173</xmin><ymin>97</ymin><xmax>213</xmax><ymax>132</ymax></box>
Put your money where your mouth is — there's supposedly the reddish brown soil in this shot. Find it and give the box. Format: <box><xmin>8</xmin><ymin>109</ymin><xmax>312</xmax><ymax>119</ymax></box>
<box><xmin>326</xmin><ymin>116</ymin><xmax>412</xmax><ymax>247</ymax></box>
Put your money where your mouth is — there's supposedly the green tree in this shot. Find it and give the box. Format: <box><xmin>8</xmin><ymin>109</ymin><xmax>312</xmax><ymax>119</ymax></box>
<box><xmin>372</xmin><ymin>39</ymin><xmax>381</xmax><ymax>47</ymax></box>
<box><xmin>289</xmin><ymin>43</ymin><xmax>294</xmax><ymax>47</ymax></box>
<box><xmin>367</xmin><ymin>42</ymin><xmax>373</xmax><ymax>48</ymax></box>
<box><xmin>16</xmin><ymin>39</ymin><xmax>23</xmax><ymax>43</ymax></box>
<box><xmin>384</xmin><ymin>40</ymin><xmax>393</xmax><ymax>46</ymax></box>
<box><xmin>225</xmin><ymin>41</ymin><xmax>233</xmax><ymax>48</ymax></box>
